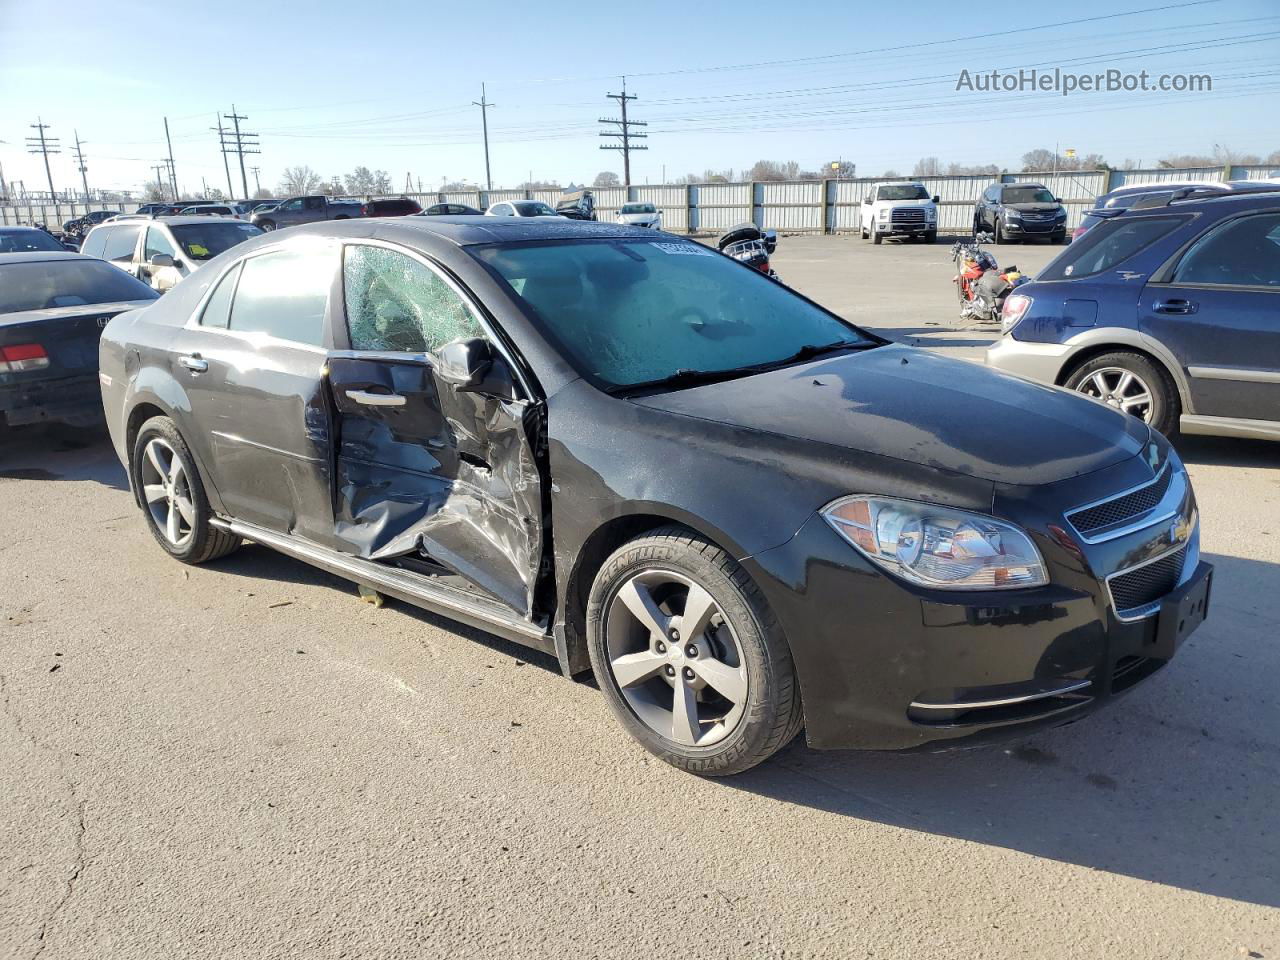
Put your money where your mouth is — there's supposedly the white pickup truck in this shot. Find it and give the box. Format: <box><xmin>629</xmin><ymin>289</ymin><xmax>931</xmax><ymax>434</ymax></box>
<box><xmin>860</xmin><ymin>182</ymin><xmax>940</xmax><ymax>244</ymax></box>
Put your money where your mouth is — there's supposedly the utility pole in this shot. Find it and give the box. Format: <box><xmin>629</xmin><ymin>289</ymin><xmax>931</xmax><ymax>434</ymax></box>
<box><xmin>599</xmin><ymin>78</ymin><xmax>647</xmax><ymax>186</ymax></box>
<box><xmin>472</xmin><ymin>83</ymin><xmax>495</xmax><ymax>191</ymax></box>
<box><xmin>72</xmin><ymin>131</ymin><xmax>90</xmax><ymax>200</ymax></box>
<box><xmin>26</xmin><ymin>118</ymin><xmax>60</xmax><ymax>201</ymax></box>
<box><xmin>212</xmin><ymin>113</ymin><xmax>235</xmax><ymax>199</ymax></box>
<box><xmin>221</xmin><ymin>105</ymin><xmax>260</xmax><ymax>199</ymax></box>
<box><xmin>151</xmin><ymin>163</ymin><xmax>168</xmax><ymax>200</ymax></box>
<box><xmin>250</xmin><ymin>165</ymin><xmax>261</xmax><ymax>195</ymax></box>
<box><xmin>164</xmin><ymin>117</ymin><xmax>178</xmax><ymax>199</ymax></box>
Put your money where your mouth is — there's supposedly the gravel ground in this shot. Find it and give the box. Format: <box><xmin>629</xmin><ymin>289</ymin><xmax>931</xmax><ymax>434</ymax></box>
<box><xmin>1</xmin><ymin>235</ymin><xmax>1276</xmax><ymax>960</ymax></box>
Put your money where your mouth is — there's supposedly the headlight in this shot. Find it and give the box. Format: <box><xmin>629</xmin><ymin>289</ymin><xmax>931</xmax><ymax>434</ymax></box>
<box><xmin>926</xmin><ymin>208</ymin><xmax>937</xmax><ymax>221</ymax></box>
<box><xmin>822</xmin><ymin>496</ymin><xmax>1048</xmax><ymax>590</ymax></box>
<box><xmin>879</xmin><ymin>209</ymin><xmax>889</xmax><ymax>219</ymax></box>
<box><xmin>1005</xmin><ymin>209</ymin><xmax>1022</xmax><ymax>219</ymax></box>
<box><xmin>1055</xmin><ymin>209</ymin><xmax>1067</xmax><ymax>219</ymax></box>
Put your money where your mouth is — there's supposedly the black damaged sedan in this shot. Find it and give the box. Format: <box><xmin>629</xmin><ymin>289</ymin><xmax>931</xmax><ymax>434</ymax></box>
<box><xmin>99</xmin><ymin>218</ymin><xmax>1210</xmax><ymax>775</ymax></box>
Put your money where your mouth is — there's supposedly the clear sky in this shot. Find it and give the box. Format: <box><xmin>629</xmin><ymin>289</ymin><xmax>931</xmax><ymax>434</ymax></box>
<box><xmin>1</xmin><ymin>0</ymin><xmax>1277</xmax><ymax>197</ymax></box>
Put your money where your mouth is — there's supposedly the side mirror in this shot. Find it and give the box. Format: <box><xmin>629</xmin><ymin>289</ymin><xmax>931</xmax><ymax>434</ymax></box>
<box><xmin>932</xmin><ymin>195</ymin><xmax>941</xmax><ymax>205</ymax></box>
<box><xmin>62</xmin><ymin>242</ymin><xmax>79</xmax><ymax>252</ymax></box>
<box><xmin>862</xmin><ymin>196</ymin><xmax>873</xmax><ymax>204</ymax></box>
<box><xmin>149</xmin><ymin>253</ymin><xmax>175</xmax><ymax>268</ymax></box>
<box><xmin>437</xmin><ymin>337</ymin><xmax>515</xmax><ymax>402</ymax></box>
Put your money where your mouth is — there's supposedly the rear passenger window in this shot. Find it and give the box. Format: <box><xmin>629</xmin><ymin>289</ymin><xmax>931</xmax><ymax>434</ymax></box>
<box><xmin>229</xmin><ymin>248</ymin><xmax>332</xmax><ymax>345</ymax></box>
<box><xmin>200</xmin><ymin>263</ymin><xmax>241</xmax><ymax>329</ymax></box>
<box><xmin>1040</xmin><ymin>216</ymin><xmax>1185</xmax><ymax>281</ymax></box>
<box><xmin>343</xmin><ymin>244</ymin><xmax>483</xmax><ymax>353</ymax></box>
<box><xmin>1173</xmin><ymin>213</ymin><xmax>1280</xmax><ymax>288</ymax></box>
<box><xmin>81</xmin><ymin>227</ymin><xmax>109</xmax><ymax>259</ymax></box>
<box><xmin>103</xmin><ymin>225</ymin><xmax>140</xmax><ymax>262</ymax></box>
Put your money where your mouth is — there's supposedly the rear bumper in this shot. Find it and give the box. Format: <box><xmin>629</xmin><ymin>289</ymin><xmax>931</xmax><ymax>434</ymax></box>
<box><xmin>0</xmin><ymin>372</ymin><xmax>103</xmax><ymax>427</ymax></box>
<box><xmin>744</xmin><ymin>509</ymin><xmax>1201</xmax><ymax>751</ymax></box>
<box><xmin>984</xmin><ymin>335</ymin><xmax>1073</xmax><ymax>385</ymax></box>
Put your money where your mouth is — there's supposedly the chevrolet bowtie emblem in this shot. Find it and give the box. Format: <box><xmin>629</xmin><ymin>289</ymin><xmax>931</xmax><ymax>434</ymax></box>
<box><xmin>1171</xmin><ymin>518</ymin><xmax>1191</xmax><ymax>543</ymax></box>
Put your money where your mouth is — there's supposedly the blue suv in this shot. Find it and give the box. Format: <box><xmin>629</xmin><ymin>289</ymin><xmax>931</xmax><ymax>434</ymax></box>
<box><xmin>987</xmin><ymin>185</ymin><xmax>1280</xmax><ymax>441</ymax></box>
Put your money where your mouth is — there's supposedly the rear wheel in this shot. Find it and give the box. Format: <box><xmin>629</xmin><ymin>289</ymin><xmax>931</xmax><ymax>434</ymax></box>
<box><xmin>586</xmin><ymin>526</ymin><xmax>803</xmax><ymax>776</ymax></box>
<box><xmin>257</xmin><ymin>219</ymin><xmax>275</xmax><ymax>231</ymax></box>
<box><xmin>131</xmin><ymin>416</ymin><xmax>240</xmax><ymax>564</ymax></box>
<box><xmin>1064</xmin><ymin>352</ymin><xmax>1179</xmax><ymax>436</ymax></box>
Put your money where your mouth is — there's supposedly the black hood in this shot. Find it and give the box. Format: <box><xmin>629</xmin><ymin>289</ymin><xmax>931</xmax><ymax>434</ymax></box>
<box><xmin>1006</xmin><ymin>202</ymin><xmax>1062</xmax><ymax>214</ymax></box>
<box><xmin>630</xmin><ymin>345</ymin><xmax>1147</xmax><ymax>487</ymax></box>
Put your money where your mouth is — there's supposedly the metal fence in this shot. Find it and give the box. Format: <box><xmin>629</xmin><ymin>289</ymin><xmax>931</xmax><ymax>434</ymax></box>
<box><xmin>5</xmin><ymin>164</ymin><xmax>1279</xmax><ymax>234</ymax></box>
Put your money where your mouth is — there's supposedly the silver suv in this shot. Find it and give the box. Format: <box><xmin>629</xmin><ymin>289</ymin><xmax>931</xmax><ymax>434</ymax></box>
<box><xmin>82</xmin><ymin>216</ymin><xmax>263</xmax><ymax>292</ymax></box>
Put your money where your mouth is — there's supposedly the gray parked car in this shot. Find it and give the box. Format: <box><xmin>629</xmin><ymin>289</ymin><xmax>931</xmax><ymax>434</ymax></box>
<box><xmin>251</xmin><ymin>195</ymin><xmax>362</xmax><ymax>231</ymax></box>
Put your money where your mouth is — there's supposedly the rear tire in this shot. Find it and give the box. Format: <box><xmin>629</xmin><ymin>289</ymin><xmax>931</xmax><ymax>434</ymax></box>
<box><xmin>131</xmin><ymin>416</ymin><xmax>240</xmax><ymax>564</ymax></box>
<box><xmin>1064</xmin><ymin>352</ymin><xmax>1179</xmax><ymax>437</ymax></box>
<box><xmin>257</xmin><ymin>219</ymin><xmax>275</xmax><ymax>231</ymax></box>
<box><xmin>586</xmin><ymin>525</ymin><xmax>803</xmax><ymax>777</ymax></box>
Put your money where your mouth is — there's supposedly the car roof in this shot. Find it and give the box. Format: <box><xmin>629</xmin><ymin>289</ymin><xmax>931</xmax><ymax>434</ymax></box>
<box><xmin>287</xmin><ymin>216</ymin><xmax>673</xmax><ymax>247</ymax></box>
<box><xmin>0</xmin><ymin>225</ymin><xmax>53</xmax><ymax>233</ymax></box>
<box><xmin>97</xmin><ymin>215</ymin><xmax>247</xmax><ymax>228</ymax></box>
<box><xmin>1002</xmin><ymin>182</ymin><xmax>1047</xmax><ymax>189</ymax></box>
<box><xmin>0</xmin><ymin>251</ymin><xmax>92</xmax><ymax>264</ymax></box>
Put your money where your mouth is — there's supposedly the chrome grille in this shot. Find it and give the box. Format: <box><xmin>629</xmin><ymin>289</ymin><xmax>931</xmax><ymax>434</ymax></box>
<box><xmin>1068</xmin><ymin>465</ymin><xmax>1172</xmax><ymax>536</ymax></box>
<box><xmin>891</xmin><ymin>208</ymin><xmax>925</xmax><ymax>223</ymax></box>
<box><xmin>1108</xmin><ymin>544</ymin><xmax>1186</xmax><ymax>617</ymax></box>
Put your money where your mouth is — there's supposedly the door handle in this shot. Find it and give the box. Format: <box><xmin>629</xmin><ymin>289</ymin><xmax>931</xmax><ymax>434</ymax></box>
<box><xmin>178</xmin><ymin>354</ymin><xmax>208</xmax><ymax>372</ymax></box>
<box><xmin>346</xmin><ymin>389</ymin><xmax>406</xmax><ymax>407</ymax></box>
<box><xmin>1154</xmin><ymin>299</ymin><xmax>1198</xmax><ymax>315</ymax></box>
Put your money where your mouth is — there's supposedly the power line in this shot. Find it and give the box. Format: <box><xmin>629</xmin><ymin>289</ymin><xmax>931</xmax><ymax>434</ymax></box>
<box><xmin>599</xmin><ymin>77</ymin><xmax>647</xmax><ymax>186</ymax></box>
<box><xmin>26</xmin><ymin>118</ymin><xmax>60</xmax><ymax>201</ymax></box>
<box><xmin>472</xmin><ymin>83</ymin><xmax>495</xmax><ymax>191</ymax></box>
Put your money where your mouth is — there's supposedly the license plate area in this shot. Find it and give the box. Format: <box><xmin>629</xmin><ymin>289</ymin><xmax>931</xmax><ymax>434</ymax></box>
<box><xmin>1151</xmin><ymin>561</ymin><xmax>1212</xmax><ymax>659</ymax></box>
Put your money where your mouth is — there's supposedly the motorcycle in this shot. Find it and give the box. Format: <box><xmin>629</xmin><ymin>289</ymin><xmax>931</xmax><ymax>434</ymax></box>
<box><xmin>950</xmin><ymin>232</ymin><xmax>1029</xmax><ymax>323</ymax></box>
<box><xmin>717</xmin><ymin>223</ymin><xmax>780</xmax><ymax>281</ymax></box>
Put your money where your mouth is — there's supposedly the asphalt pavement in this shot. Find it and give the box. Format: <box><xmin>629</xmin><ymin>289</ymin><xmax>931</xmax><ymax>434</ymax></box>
<box><xmin>1</xmin><ymin>235</ymin><xmax>1276</xmax><ymax>960</ymax></box>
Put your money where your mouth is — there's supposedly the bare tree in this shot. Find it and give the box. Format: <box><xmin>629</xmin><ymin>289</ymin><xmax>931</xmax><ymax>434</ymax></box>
<box><xmin>519</xmin><ymin>180</ymin><xmax>561</xmax><ymax>190</ymax></box>
<box><xmin>880</xmin><ymin>169</ymin><xmax>902</xmax><ymax>179</ymax></box>
<box><xmin>945</xmin><ymin>162</ymin><xmax>1001</xmax><ymax>176</ymax></box>
<box><xmin>912</xmin><ymin>156</ymin><xmax>942</xmax><ymax>177</ymax></box>
<box><xmin>142</xmin><ymin>180</ymin><xmax>167</xmax><ymax>201</ymax></box>
<box><xmin>593</xmin><ymin>171</ymin><xmax>621</xmax><ymax>187</ymax></box>
<box><xmin>826</xmin><ymin>160</ymin><xmax>856</xmax><ymax>179</ymax></box>
<box><xmin>1020</xmin><ymin>149</ymin><xmax>1057</xmax><ymax>172</ymax></box>
<box><xmin>278</xmin><ymin>165</ymin><xmax>322</xmax><ymax>196</ymax></box>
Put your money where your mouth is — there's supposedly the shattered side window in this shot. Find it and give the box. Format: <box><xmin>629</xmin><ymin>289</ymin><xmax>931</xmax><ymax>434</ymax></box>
<box><xmin>343</xmin><ymin>245</ymin><xmax>484</xmax><ymax>354</ymax></box>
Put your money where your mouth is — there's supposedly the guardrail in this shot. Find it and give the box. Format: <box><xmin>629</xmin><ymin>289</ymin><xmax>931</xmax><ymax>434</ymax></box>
<box><xmin>5</xmin><ymin>164</ymin><xmax>1277</xmax><ymax>234</ymax></box>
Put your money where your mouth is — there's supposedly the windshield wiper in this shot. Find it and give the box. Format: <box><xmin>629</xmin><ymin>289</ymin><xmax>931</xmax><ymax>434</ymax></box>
<box><xmin>612</xmin><ymin>367</ymin><xmax>753</xmax><ymax>395</ymax></box>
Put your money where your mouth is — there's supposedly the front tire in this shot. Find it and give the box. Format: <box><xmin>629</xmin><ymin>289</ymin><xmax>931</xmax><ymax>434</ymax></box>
<box><xmin>131</xmin><ymin>416</ymin><xmax>240</xmax><ymax>564</ymax></box>
<box><xmin>872</xmin><ymin>227</ymin><xmax>882</xmax><ymax>245</ymax></box>
<box><xmin>993</xmin><ymin>218</ymin><xmax>1005</xmax><ymax>244</ymax></box>
<box><xmin>1064</xmin><ymin>352</ymin><xmax>1179</xmax><ymax>436</ymax></box>
<box><xmin>257</xmin><ymin>219</ymin><xmax>275</xmax><ymax>231</ymax></box>
<box><xmin>586</xmin><ymin>526</ymin><xmax>803</xmax><ymax>776</ymax></box>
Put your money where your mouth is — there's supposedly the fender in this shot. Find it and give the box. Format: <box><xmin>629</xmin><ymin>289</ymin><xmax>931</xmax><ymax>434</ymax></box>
<box><xmin>1060</xmin><ymin>326</ymin><xmax>1196</xmax><ymax>414</ymax></box>
<box><xmin>121</xmin><ymin>368</ymin><xmax>227</xmax><ymax>516</ymax></box>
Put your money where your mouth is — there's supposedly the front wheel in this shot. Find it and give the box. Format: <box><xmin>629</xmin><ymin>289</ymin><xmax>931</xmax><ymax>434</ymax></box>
<box><xmin>257</xmin><ymin>219</ymin><xmax>275</xmax><ymax>231</ymax></box>
<box><xmin>1064</xmin><ymin>352</ymin><xmax>1179</xmax><ymax>436</ymax></box>
<box><xmin>586</xmin><ymin>526</ymin><xmax>803</xmax><ymax>776</ymax></box>
<box><xmin>993</xmin><ymin>218</ymin><xmax>1005</xmax><ymax>244</ymax></box>
<box><xmin>131</xmin><ymin>416</ymin><xmax>240</xmax><ymax>564</ymax></box>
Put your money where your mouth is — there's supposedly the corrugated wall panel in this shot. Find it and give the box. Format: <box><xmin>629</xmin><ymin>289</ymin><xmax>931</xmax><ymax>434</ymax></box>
<box><xmin>484</xmin><ymin>190</ymin><xmax>525</xmax><ymax>206</ymax></box>
<box><xmin>443</xmin><ymin>192</ymin><xmax>482</xmax><ymax>208</ymax></box>
<box><xmin>1111</xmin><ymin>167</ymin><xmax>1225</xmax><ymax>188</ymax></box>
<box><xmin>1230</xmin><ymin>165</ymin><xmax>1280</xmax><ymax>181</ymax></box>
<box><xmin>696</xmin><ymin>183</ymin><xmax>750</xmax><ymax>207</ymax></box>
<box><xmin>531</xmin><ymin>189</ymin><xmax>561</xmax><ymax>205</ymax></box>
<box><xmin>697</xmin><ymin>205</ymin><xmax>752</xmax><ymax>231</ymax></box>
<box><xmin>1005</xmin><ymin>171</ymin><xmax>1107</xmax><ymax>200</ymax></box>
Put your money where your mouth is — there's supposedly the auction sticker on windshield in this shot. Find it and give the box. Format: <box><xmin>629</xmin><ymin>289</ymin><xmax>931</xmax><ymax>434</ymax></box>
<box><xmin>650</xmin><ymin>242</ymin><xmax>714</xmax><ymax>256</ymax></box>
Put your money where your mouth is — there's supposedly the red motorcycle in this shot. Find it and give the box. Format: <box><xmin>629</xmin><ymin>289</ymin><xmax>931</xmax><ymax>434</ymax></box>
<box><xmin>950</xmin><ymin>233</ymin><xmax>1028</xmax><ymax>323</ymax></box>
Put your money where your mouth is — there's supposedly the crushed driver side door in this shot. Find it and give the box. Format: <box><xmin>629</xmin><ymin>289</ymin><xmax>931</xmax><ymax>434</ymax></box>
<box><xmin>324</xmin><ymin>242</ymin><xmax>544</xmax><ymax>618</ymax></box>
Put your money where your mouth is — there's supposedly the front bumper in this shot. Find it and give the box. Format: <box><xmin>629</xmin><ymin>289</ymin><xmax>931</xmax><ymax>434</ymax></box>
<box><xmin>1003</xmin><ymin>219</ymin><xmax>1066</xmax><ymax>238</ymax></box>
<box><xmin>744</xmin><ymin>454</ymin><xmax>1204</xmax><ymax>751</ymax></box>
<box><xmin>875</xmin><ymin>220</ymin><xmax>935</xmax><ymax>236</ymax></box>
<box><xmin>0</xmin><ymin>372</ymin><xmax>103</xmax><ymax>427</ymax></box>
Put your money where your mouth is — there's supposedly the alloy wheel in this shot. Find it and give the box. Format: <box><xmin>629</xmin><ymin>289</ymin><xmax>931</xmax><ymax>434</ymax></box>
<box><xmin>1075</xmin><ymin>366</ymin><xmax>1154</xmax><ymax>422</ymax></box>
<box><xmin>140</xmin><ymin>438</ymin><xmax>196</xmax><ymax>547</ymax></box>
<box><xmin>604</xmin><ymin>570</ymin><xmax>748</xmax><ymax>748</ymax></box>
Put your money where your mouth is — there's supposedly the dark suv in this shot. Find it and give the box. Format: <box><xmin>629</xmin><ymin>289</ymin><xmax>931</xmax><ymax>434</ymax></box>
<box><xmin>361</xmin><ymin>196</ymin><xmax>423</xmax><ymax>218</ymax></box>
<box><xmin>987</xmin><ymin>184</ymin><xmax>1280</xmax><ymax>442</ymax></box>
<box><xmin>975</xmin><ymin>182</ymin><xmax>1068</xmax><ymax>244</ymax></box>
